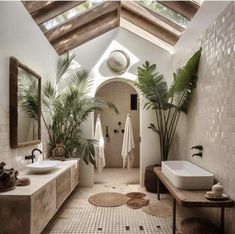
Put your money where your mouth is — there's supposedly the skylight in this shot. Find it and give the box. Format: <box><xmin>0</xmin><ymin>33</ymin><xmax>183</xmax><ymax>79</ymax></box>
<box><xmin>40</xmin><ymin>0</ymin><xmax>104</xmax><ymax>32</ymax></box>
<box><xmin>137</xmin><ymin>0</ymin><xmax>190</xmax><ymax>28</ymax></box>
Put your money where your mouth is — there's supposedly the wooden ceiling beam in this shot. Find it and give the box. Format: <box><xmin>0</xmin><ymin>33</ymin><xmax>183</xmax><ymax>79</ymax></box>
<box><xmin>121</xmin><ymin>7</ymin><xmax>179</xmax><ymax>45</ymax></box>
<box><xmin>34</xmin><ymin>1</ymin><xmax>85</xmax><ymax>25</ymax></box>
<box><xmin>158</xmin><ymin>1</ymin><xmax>200</xmax><ymax>20</ymax></box>
<box><xmin>53</xmin><ymin>10</ymin><xmax>119</xmax><ymax>55</ymax></box>
<box><xmin>120</xmin><ymin>18</ymin><xmax>173</xmax><ymax>51</ymax></box>
<box><xmin>45</xmin><ymin>1</ymin><xmax>120</xmax><ymax>43</ymax></box>
<box><xmin>122</xmin><ymin>1</ymin><xmax>182</xmax><ymax>37</ymax></box>
<box><xmin>22</xmin><ymin>1</ymin><xmax>55</xmax><ymax>15</ymax></box>
<box><xmin>134</xmin><ymin>2</ymin><xmax>184</xmax><ymax>33</ymax></box>
<box><xmin>22</xmin><ymin>1</ymin><xmax>85</xmax><ymax>24</ymax></box>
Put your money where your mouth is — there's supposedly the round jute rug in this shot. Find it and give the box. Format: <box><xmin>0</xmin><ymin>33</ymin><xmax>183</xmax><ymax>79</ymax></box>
<box><xmin>88</xmin><ymin>192</ymin><xmax>130</xmax><ymax>207</ymax></box>
<box><xmin>126</xmin><ymin>192</ymin><xmax>146</xmax><ymax>199</ymax></box>
<box><xmin>127</xmin><ymin>198</ymin><xmax>150</xmax><ymax>209</ymax></box>
<box><xmin>142</xmin><ymin>200</ymin><xmax>171</xmax><ymax>218</ymax></box>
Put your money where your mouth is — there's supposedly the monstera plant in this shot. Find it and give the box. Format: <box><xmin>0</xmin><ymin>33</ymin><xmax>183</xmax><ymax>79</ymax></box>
<box><xmin>135</xmin><ymin>48</ymin><xmax>202</xmax><ymax>162</ymax></box>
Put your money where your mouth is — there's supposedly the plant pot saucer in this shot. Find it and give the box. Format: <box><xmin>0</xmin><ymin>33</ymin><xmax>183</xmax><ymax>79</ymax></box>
<box><xmin>0</xmin><ymin>186</ymin><xmax>16</xmax><ymax>192</ymax></box>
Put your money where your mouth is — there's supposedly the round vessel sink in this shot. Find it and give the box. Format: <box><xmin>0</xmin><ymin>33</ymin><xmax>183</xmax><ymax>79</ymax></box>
<box><xmin>26</xmin><ymin>160</ymin><xmax>61</xmax><ymax>173</ymax></box>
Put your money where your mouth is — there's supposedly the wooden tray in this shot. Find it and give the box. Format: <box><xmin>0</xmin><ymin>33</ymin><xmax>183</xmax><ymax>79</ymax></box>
<box><xmin>205</xmin><ymin>193</ymin><xmax>228</xmax><ymax>201</ymax></box>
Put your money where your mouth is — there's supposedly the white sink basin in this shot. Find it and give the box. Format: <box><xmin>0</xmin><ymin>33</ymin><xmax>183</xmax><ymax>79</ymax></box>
<box><xmin>162</xmin><ymin>161</ymin><xmax>214</xmax><ymax>190</ymax></box>
<box><xmin>26</xmin><ymin>160</ymin><xmax>61</xmax><ymax>173</ymax></box>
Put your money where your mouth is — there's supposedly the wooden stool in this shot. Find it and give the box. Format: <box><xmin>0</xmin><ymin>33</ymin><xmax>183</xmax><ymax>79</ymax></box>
<box><xmin>181</xmin><ymin>217</ymin><xmax>219</xmax><ymax>234</ymax></box>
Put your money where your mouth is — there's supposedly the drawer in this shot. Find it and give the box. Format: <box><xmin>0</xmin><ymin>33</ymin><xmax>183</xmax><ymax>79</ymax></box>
<box><xmin>56</xmin><ymin>168</ymin><xmax>71</xmax><ymax>208</ymax></box>
<box><xmin>31</xmin><ymin>180</ymin><xmax>56</xmax><ymax>234</ymax></box>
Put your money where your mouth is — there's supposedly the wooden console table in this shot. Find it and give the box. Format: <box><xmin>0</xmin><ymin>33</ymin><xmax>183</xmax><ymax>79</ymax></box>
<box><xmin>154</xmin><ymin>167</ymin><xmax>234</xmax><ymax>234</ymax></box>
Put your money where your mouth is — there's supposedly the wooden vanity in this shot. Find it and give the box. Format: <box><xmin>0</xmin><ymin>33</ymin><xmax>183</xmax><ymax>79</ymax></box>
<box><xmin>0</xmin><ymin>159</ymin><xmax>79</xmax><ymax>234</ymax></box>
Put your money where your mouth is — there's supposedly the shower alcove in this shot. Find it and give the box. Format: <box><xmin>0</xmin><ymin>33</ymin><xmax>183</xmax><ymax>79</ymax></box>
<box><xmin>94</xmin><ymin>80</ymin><xmax>140</xmax><ymax>183</ymax></box>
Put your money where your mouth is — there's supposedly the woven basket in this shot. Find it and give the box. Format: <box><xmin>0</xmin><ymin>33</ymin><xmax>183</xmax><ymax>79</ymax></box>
<box><xmin>144</xmin><ymin>164</ymin><xmax>167</xmax><ymax>193</ymax></box>
<box><xmin>51</xmin><ymin>144</ymin><xmax>66</xmax><ymax>161</ymax></box>
<box><xmin>181</xmin><ymin>218</ymin><xmax>219</xmax><ymax>234</ymax></box>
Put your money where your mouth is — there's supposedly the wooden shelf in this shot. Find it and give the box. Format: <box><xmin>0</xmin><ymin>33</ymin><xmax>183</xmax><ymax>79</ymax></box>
<box><xmin>154</xmin><ymin>167</ymin><xmax>234</xmax><ymax>234</ymax></box>
<box><xmin>154</xmin><ymin>167</ymin><xmax>234</xmax><ymax>208</ymax></box>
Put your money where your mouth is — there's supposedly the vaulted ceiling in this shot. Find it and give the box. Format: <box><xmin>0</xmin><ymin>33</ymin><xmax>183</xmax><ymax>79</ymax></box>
<box><xmin>22</xmin><ymin>1</ymin><xmax>201</xmax><ymax>55</ymax></box>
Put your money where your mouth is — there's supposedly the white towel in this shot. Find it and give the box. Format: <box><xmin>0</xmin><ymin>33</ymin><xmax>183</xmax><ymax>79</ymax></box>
<box><xmin>121</xmin><ymin>114</ymin><xmax>135</xmax><ymax>169</ymax></box>
<box><xmin>94</xmin><ymin>114</ymin><xmax>105</xmax><ymax>173</ymax></box>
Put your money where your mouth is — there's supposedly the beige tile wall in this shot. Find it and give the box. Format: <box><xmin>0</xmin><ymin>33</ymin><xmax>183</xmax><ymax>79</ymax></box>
<box><xmin>0</xmin><ymin>104</ymin><xmax>45</xmax><ymax>170</ymax></box>
<box><xmin>172</xmin><ymin>3</ymin><xmax>235</xmax><ymax>233</ymax></box>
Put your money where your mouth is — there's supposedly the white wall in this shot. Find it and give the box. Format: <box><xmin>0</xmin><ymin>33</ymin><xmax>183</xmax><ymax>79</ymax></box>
<box><xmin>72</xmin><ymin>27</ymin><xmax>173</xmax><ymax>186</ymax></box>
<box><xmin>0</xmin><ymin>2</ymin><xmax>58</xmax><ymax>169</ymax></box>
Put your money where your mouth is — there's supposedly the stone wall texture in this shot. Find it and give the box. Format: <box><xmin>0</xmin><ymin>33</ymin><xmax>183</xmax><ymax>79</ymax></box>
<box><xmin>0</xmin><ymin>105</ymin><xmax>46</xmax><ymax>170</ymax></box>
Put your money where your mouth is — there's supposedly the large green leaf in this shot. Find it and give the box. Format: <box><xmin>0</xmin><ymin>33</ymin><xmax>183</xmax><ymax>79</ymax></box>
<box><xmin>136</xmin><ymin>61</ymin><xmax>169</xmax><ymax>110</ymax></box>
<box><xmin>168</xmin><ymin>48</ymin><xmax>202</xmax><ymax>96</ymax></box>
<box><xmin>134</xmin><ymin>48</ymin><xmax>202</xmax><ymax>162</ymax></box>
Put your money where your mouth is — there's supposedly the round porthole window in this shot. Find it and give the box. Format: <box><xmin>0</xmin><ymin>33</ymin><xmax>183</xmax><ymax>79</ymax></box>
<box><xmin>106</xmin><ymin>50</ymin><xmax>130</xmax><ymax>74</ymax></box>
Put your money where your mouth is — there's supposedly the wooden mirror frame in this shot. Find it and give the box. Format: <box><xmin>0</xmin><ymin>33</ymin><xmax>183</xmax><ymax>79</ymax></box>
<box><xmin>9</xmin><ymin>57</ymin><xmax>41</xmax><ymax>149</ymax></box>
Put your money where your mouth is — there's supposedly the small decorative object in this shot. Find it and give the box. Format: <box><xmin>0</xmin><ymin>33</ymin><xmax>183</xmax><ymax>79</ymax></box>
<box><xmin>107</xmin><ymin>50</ymin><xmax>130</xmax><ymax>73</ymax></box>
<box><xmin>206</xmin><ymin>191</ymin><xmax>214</xmax><ymax>198</ymax></box>
<box><xmin>127</xmin><ymin>198</ymin><xmax>149</xmax><ymax>209</ymax></box>
<box><xmin>0</xmin><ymin>162</ymin><xmax>18</xmax><ymax>192</ymax></box>
<box><xmin>212</xmin><ymin>183</ymin><xmax>224</xmax><ymax>197</ymax></box>
<box><xmin>205</xmin><ymin>183</ymin><xmax>228</xmax><ymax>200</ymax></box>
<box><xmin>52</xmin><ymin>144</ymin><xmax>66</xmax><ymax>161</ymax></box>
<box><xmin>16</xmin><ymin>178</ymin><xmax>31</xmax><ymax>186</ymax></box>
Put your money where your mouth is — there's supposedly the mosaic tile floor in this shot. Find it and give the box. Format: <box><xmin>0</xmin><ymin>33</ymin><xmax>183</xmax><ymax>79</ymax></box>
<box><xmin>94</xmin><ymin>168</ymin><xmax>140</xmax><ymax>184</ymax></box>
<box><xmin>43</xmin><ymin>169</ymin><xmax>181</xmax><ymax>234</ymax></box>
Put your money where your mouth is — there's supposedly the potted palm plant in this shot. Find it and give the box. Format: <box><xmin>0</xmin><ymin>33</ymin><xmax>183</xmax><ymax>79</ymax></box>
<box><xmin>134</xmin><ymin>48</ymin><xmax>202</xmax><ymax>192</ymax></box>
<box><xmin>19</xmin><ymin>53</ymin><xmax>118</xmax><ymax>166</ymax></box>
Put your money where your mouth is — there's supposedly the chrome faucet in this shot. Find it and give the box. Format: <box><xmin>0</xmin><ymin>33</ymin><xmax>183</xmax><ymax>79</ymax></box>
<box><xmin>25</xmin><ymin>148</ymin><xmax>42</xmax><ymax>163</ymax></box>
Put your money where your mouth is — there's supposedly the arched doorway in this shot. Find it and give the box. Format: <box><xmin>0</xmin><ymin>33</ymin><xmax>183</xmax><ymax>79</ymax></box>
<box><xmin>94</xmin><ymin>79</ymin><xmax>140</xmax><ymax>184</ymax></box>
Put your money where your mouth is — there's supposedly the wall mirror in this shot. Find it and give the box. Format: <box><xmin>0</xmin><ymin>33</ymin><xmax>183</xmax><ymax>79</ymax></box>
<box><xmin>10</xmin><ymin>57</ymin><xmax>41</xmax><ymax>148</ymax></box>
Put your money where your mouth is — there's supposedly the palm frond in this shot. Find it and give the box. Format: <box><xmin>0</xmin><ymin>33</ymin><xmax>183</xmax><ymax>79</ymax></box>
<box><xmin>56</xmin><ymin>52</ymin><xmax>75</xmax><ymax>83</ymax></box>
<box><xmin>19</xmin><ymin>52</ymin><xmax>118</xmax><ymax>165</ymax></box>
<box><xmin>18</xmin><ymin>70</ymin><xmax>39</xmax><ymax>119</ymax></box>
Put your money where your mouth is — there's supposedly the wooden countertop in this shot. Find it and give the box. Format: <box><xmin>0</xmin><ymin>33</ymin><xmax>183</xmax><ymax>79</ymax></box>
<box><xmin>154</xmin><ymin>167</ymin><xmax>234</xmax><ymax>208</ymax></box>
<box><xmin>0</xmin><ymin>159</ymin><xmax>79</xmax><ymax>196</ymax></box>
